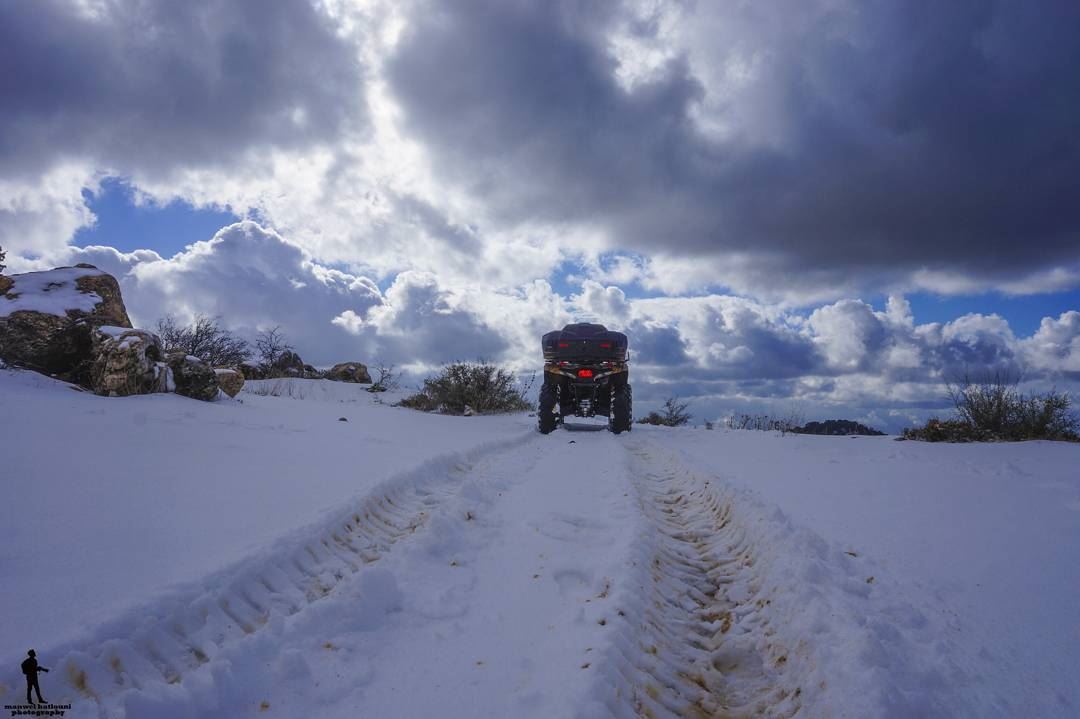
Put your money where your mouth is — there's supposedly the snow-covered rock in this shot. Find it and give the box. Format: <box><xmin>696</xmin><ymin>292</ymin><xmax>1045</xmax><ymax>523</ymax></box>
<box><xmin>0</xmin><ymin>264</ymin><xmax>131</xmax><ymax>379</ymax></box>
<box><xmin>214</xmin><ymin>367</ymin><xmax>245</xmax><ymax>397</ymax></box>
<box><xmin>326</xmin><ymin>361</ymin><xmax>372</xmax><ymax>383</ymax></box>
<box><xmin>237</xmin><ymin>360</ymin><xmax>268</xmax><ymax>380</ymax></box>
<box><xmin>167</xmin><ymin>351</ymin><xmax>219</xmax><ymax>401</ymax></box>
<box><xmin>90</xmin><ymin>327</ymin><xmax>164</xmax><ymax>397</ymax></box>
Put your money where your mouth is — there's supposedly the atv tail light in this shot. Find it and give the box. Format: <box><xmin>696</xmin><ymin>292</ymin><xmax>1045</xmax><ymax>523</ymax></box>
<box><xmin>599</xmin><ymin>342</ymin><xmax>611</xmax><ymax>348</ymax></box>
<box><xmin>577</xmin><ymin>369</ymin><xmax>594</xmax><ymax>378</ymax></box>
<box><xmin>558</xmin><ymin>342</ymin><xmax>569</xmax><ymax>348</ymax></box>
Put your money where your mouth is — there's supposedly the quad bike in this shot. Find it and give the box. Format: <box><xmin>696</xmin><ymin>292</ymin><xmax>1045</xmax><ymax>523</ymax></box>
<box><xmin>538</xmin><ymin>323</ymin><xmax>632</xmax><ymax>434</ymax></box>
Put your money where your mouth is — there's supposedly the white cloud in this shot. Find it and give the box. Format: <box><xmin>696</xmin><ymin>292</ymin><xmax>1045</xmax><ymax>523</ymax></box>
<box><xmin>808</xmin><ymin>300</ymin><xmax>886</xmax><ymax>372</ymax></box>
<box><xmin>1023</xmin><ymin>311</ymin><xmax>1080</xmax><ymax>376</ymax></box>
<box><xmin>66</xmin><ymin>222</ymin><xmax>384</xmax><ymax>364</ymax></box>
<box><xmin>0</xmin><ymin>165</ymin><xmax>98</xmax><ymax>270</ymax></box>
<box><xmin>572</xmin><ymin>281</ymin><xmax>631</xmax><ymax>322</ymax></box>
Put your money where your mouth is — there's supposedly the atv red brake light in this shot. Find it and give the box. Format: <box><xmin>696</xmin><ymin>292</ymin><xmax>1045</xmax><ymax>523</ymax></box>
<box><xmin>558</xmin><ymin>342</ymin><xmax>569</xmax><ymax>348</ymax></box>
<box><xmin>599</xmin><ymin>342</ymin><xmax>611</xmax><ymax>348</ymax></box>
<box><xmin>577</xmin><ymin>369</ymin><xmax>594</xmax><ymax>378</ymax></box>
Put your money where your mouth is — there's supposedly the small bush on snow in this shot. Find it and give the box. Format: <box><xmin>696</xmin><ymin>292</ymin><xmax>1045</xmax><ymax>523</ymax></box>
<box><xmin>367</xmin><ymin>361</ymin><xmax>401</xmax><ymax>393</ymax></box>
<box><xmin>399</xmin><ymin>361</ymin><xmax>532</xmax><ymax>415</ymax></box>
<box><xmin>904</xmin><ymin>372</ymin><xmax>1079</xmax><ymax>442</ymax></box>
<box><xmin>637</xmin><ymin>397</ymin><xmax>693</xmax><ymax>427</ymax></box>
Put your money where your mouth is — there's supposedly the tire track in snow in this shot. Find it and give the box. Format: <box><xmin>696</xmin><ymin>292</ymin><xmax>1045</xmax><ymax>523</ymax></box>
<box><xmin>12</xmin><ymin>431</ymin><xmax>537</xmax><ymax>714</ymax></box>
<box><xmin>601</xmin><ymin>439</ymin><xmax>804</xmax><ymax>719</ymax></box>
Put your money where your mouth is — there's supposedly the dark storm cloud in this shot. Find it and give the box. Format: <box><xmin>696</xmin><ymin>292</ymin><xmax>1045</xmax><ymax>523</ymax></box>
<box><xmin>0</xmin><ymin>0</ymin><xmax>364</xmax><ymax>181</ymax></box>
<box><xmin>387</xmin><ymin>0</ymin><xmax>1080</xmax><ymax>284</ymax></box>
<box><xmin>628</xmin><ymin>323</ymin><xmax>693</xmax><ymax>368</ymax></box>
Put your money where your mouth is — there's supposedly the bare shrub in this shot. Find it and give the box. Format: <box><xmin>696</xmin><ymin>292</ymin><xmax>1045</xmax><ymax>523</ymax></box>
<box><xmin>905</xmin><ymin>372</ymin><xmax>1079</xmax><ymax>442</ymax></box>
<box><xmin>0</xmin><ymin>244</ymin><xmax>6</xmax><ymax>274</ymax></box>
<box><xmin>366</xmin><ymin>361</ymin><xmax>401</xmax><ymax>393</ymax></box>
<box><xmin>638</xmin><ymin>396</ymin><xmax>692</xmax><ymax>427</ymax></box>
<box><xmin>157</xmin><ymin>315</ymin><xmax>251</xmax><ymax>367</ymax></box>
<box><xmin>399</xmin><ymin>361</ymin><xmax>532</xmax><ymax>414</ymax></box>
<box><xmin>723</xmin><ymin>411</ymin><xmax>803</xmax><ymax>434</ymax></box>
<box><xmin>255</xmin><ymin>326</ymin><xmax>293</xmax><ymax>370</ymax></box>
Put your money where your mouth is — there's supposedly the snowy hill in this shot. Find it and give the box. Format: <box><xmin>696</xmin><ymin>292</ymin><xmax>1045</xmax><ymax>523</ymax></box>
<box><xmin>2</xmin><ymin>369</ymin><xmax>1078</xmax><ymax>718</ymax></box>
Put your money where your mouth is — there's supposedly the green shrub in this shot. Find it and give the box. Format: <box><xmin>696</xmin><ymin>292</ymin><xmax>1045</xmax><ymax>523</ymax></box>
<box><xmin>399</xmin><ymin>361</ymin><xmax>532</xmax><ymax>415</ymax></box>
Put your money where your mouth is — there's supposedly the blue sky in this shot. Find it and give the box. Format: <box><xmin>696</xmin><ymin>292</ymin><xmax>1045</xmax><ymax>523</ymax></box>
<box><xmin>75</xmin><ymin>179</ymin><xmax>239</xmax><ymax>258</ymax></box>
<box><xmin>3</xmin><ymin>0</ymin><xmax>1079</xmax><ymax>432</ymax></box>
<box><xmin>899</xmin><ymin>292</ymin><xmax>1080</xmax><ymax>338</ymax></box>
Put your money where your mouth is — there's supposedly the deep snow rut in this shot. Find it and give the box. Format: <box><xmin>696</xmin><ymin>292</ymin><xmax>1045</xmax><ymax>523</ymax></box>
<box><xmin>603</xmin><ymin>440</ymin><xmax>803</xmax><ymax>719</ymax></box>
<box><xmin>18</xmin><ymin>432</ymin><xmax>535</xmax><ymax>715</ymax></box>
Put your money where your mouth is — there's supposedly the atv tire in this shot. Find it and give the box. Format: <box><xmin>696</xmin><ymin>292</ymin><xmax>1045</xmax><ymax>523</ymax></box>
<box><xmin>538</xmin><ymin>383</ymin><xmax>559</xmax><ymax>434</ymax></box>
<box><xmin>610</xmin><ymin>383</ymin><xmax>632</xmax><ymax>434</ymax></box>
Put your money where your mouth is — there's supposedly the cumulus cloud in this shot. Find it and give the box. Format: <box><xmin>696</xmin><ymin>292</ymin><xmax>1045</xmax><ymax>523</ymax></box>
<box><xmin>334</xmin><ymin>270</ymin><xmax>508</xmax><ymax>366</ymax></box>
<box><xmin>572</xmin><ymin>281</ymin><xmax>631</xmax><ymax>322</ymax></box>
<box><xmin>386</xmin><ymin>0</ymin><xmax>1080</xmax><ymax>296</ymax></box>
<box><xmin>0</xmin><ymin>165</ymin><xmax>97</xmax><ymax>267</ymax></box>
<box><xmin>6</xmin><ymin>0</ymin><xmax>1079</xmax><ymax>302</ymax></box>
<box><xmin>809</xmin><ymin>301</ymin><xmax>889</xmax><ymax>372</ymax></box>
<box><xmin>625</xmin><ymin>295</ymin><xmax>816</xmax><ymax>380</ymax></box>
<box><xmin>40</xmin><ymin>222</ymin><xmax>1075</xmax><ymax>432</ymax></box>
<box><xmin>67</xmin><ymin>222</ymin><xmax>384</xmax><ymax>364</ymax></box>
<box><xmin>65</xmin><ymin>221</ymin><xmax>538</xmax><ymax>370</ymax></box>
<box><xmin>0</xmin><ymin>0</ymin><xmax>365</xmax><ymax>184</ymax></box>
<box><xmin>1023</xmin><ymin>311</ymin><xmax>1080</xmax><ymax>379</ymax></box>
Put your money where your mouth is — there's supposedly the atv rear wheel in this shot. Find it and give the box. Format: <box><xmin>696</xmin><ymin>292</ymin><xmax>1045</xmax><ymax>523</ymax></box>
<box><xmin>610</xmin><ymin>383</ymin><xmax>632</xmax><ymax>434</ymax></box>
<box><xmin>538</xmin><ymin>383</ymin><xmax>559</xmax><ymax>434</ymax></box>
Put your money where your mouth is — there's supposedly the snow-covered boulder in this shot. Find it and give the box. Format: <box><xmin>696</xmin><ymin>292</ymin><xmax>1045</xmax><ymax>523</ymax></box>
<box><xmin>214</xmin><ymin>368</ymin><xmax>245</xmax><ymax>397</ymax></box>
<box><xmin>237</xmin><ymin>360</ymin><xmax>267</xmax><ymax>380</ymax></box>
<box><xmin>0</xmin><ymin>265</ymin><xmax>132</xmax><ymax>380</ymax></box>
<box><xmin>90</xmin><ymin>327</ymin><xmax>164</xmax><ymax>397</ymax></box>
<box><xmin>167</xmin><ymin>352</ymin><xmax>220</xmax><ymax>401</ymax></box>
<box><xmin>326</xmin><ymin>361</ymin><xmax>372</xmax><ymax>383</ymax></box>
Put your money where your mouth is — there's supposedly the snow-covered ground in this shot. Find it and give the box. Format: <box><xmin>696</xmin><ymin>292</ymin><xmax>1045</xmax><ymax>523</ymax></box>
<box><xmin>2</xmin><ymin>369</ymin><xmax>1078</xmax><ymax>717</ymax></box>
<box><xmin>0</xmin><ymin>371</ymin><xmax>529</xmax><ymax>653</ymax></box>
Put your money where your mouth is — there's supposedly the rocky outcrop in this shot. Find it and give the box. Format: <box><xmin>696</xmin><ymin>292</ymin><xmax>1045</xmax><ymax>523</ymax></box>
<box><xmin>0</xmin><ymin>265</ymin><xmax>132</xmax><ymax>381</ymax></box>
<box><xmin>214</xmin><ymin>368</ymin><xmax>245</xmax><ymax>398</ymax></box>
<box><xmin>326</xmin><ymin>361</ymin><xmax>372</xmax><ymax>383</ymax></box>
<box><xmin>167</xmin><ymin>352</ymin><xmax>219</xmax><ymax>401</ymax></box>
<box><xmin>90</xmin><ymin>327</ymin><xmax>164</xmax><ymax>397</ymax></box>
<box><xmin>273</xmin><ymin>350</ymin><xmax>306</xmax><ymax>377</ymax></box>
